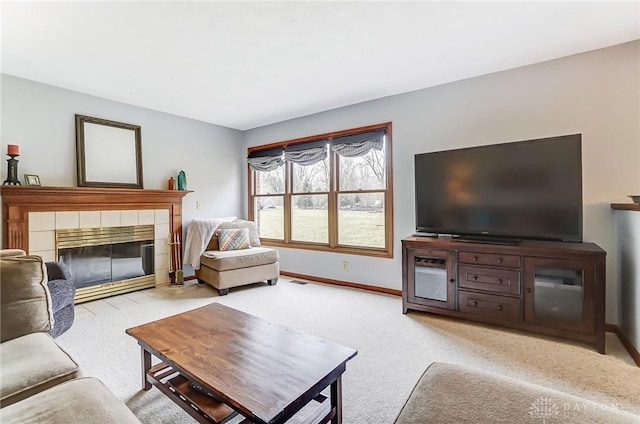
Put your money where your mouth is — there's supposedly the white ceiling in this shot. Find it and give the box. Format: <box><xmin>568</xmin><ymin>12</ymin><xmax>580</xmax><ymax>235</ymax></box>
<box><xmin>2</xmin><ymin>1</ymin><xmax>639</xmax><ymax>130</ymax></box>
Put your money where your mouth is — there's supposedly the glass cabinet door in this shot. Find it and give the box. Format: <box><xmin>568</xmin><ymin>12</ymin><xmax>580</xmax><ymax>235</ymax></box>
<box><xmin>524</xmin><ymin>257</ymin><xmax>595</xmax><ymax>333</ymax></box>
<box><xmin>407</xmin><ymin>249</ymin><xmax>456</xmax><ymax>310</ymax></box>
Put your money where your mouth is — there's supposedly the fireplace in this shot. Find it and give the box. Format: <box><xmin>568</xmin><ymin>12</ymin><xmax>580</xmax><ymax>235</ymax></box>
<box><xmin>0</xmin><ymin>185</ymin><xmax>191</xmax><ymax>303</ymax></box>
<box><xmin>57</xmin><ymin>225</ymin><xmax>156</xmax><ymax>303</ymax></box>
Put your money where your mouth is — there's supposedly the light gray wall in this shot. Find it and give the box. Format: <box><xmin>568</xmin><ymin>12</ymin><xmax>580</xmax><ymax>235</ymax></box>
<box><xmin>616</xmin><ymin>210</ymin><xmax>640</xmax><ymax>352</ymax></box>
<box><xmin>1</xmin><ymin>74</ymin><xmax>246</xmax><ymax>274</ymax></box>
<box><xmin>244</xmin><ymin>41</ymin><xmax>640</xmax><ymax>324</ymax></box>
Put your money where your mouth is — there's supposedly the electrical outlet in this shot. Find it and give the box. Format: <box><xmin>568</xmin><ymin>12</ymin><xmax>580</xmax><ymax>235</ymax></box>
<box><xmin>342</xmin><ymin>261</ymin><xmax>348</xmax><ymax>272</ymax></box>
<box><xmin>196</xmin><ymin>200</ymin><xmax>202</xmax><ymax>210</ymax></box>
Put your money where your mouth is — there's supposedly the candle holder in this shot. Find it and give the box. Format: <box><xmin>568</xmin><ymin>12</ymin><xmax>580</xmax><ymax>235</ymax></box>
<box><xmin>3</xmin><ymin>154</ymin><xmax>21</xmax><ymax>185</ymax></box>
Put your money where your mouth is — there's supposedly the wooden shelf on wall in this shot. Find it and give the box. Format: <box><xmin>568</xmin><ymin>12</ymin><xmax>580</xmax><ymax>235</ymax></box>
<box><xmin>611</xmin><ymin>203</ymin><xmax>640</xmax><ymax>211</ymax></box>
<box><xmin>0</xmin><ymin>185</ymin><xmax>192</xmax><ymax>251</ymax></box>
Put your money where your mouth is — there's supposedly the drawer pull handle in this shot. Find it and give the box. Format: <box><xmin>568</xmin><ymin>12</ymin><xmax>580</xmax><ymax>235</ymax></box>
<box><xmin>497</xmin><ymin>279</ymin><xmax>503</xmax><ymax>284</ymax></box>
<box><xmin>497</xmin><ymin>257</ymin><xmax>503</xmax><ymax>263</ymax></box>
<box><xmin>472</xmin><ymin>300</ymin><xmax>478</xmax><ymax>307</ymax></box>
<box><xmin>472</xmin><ymin>256</ymin><xmax>478</xmax><ymax>261</ymax></box>
<box><xmin>472</xmin><ymin>275</ymin><xmax>478</xmax><ymax>281</ymax></box>
<box><xmin>449</xmin><ymin>278</ymin><xmax>455</xmax><ymax>284</ymax></box>
<box><xmin>497</xmin><ymin>304</ymin><xmax>504</xmax><ymax>311</ymax></box>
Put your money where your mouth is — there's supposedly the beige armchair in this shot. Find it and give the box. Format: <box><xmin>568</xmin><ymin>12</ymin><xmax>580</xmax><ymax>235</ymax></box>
<box><xmin>195</xmin><ymin>220</ymin><xmax>279</xmax><ymax>295</ymax></box>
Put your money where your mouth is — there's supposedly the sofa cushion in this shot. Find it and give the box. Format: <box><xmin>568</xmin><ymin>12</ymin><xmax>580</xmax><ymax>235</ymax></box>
<box><xmin>0</xmin><ymin>332</ymin><xmax>79</xmax><ymax>407</ymax></box>
<box><xmin>394</xmin><ymin>362</ymin><xmax>640</xmax><ymax>424</ymax></box>
<box><xmin>0</xmin><ymin>377</ymin><xmax>140</xmax><ymax>423</ymax></box>
<box><xmin>0</xmin><ymin>250</ymin><xmax>26</xmax><ymax>258</ymax></box>
<box><xmin>201</xmin><ymin>247</ymin><xmax>278</xmax><ymax>271</ymax></box>
<box><xmin>218</xmin><ymin>228</ymin><xmax>251</xmax><ymax>251</ymax></box>
<box><xmin>207</xmin><ymin>220</ymin><xmax>261</xmax><ymax>250</ymax></box>
<box><xmin>0</xmin><ymin>254</ymin><xmax>54</xmax><ymax>342</ymax></box>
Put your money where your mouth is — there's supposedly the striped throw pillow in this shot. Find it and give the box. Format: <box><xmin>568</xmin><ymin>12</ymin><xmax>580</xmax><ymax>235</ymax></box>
<box><xmin>217</xmin><ymin>228</ymin><xmax>251</xmax><ymax>251</ymax></box>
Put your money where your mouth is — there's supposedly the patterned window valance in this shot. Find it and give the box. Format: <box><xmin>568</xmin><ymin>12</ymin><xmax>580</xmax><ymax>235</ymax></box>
<box><xmin>284</xmin><ymin>139</ymin><xmax>328</xmax><ymax>166</ymax></box>
<box><xmin>331</xmin><ymin>129</ymin><xmax>386</xmax><ymax>158</ymax></box>
<box><xmin>247</xmin><ymin>146</ymin><xmax>284</xmax><ymax>172</ymax></box>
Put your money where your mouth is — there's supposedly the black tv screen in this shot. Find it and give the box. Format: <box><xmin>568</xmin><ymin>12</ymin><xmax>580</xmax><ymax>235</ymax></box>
<box><xmin>415</xmin><ymin>134</ymin><xmax>583</xmax><ymax>243</ymax></box>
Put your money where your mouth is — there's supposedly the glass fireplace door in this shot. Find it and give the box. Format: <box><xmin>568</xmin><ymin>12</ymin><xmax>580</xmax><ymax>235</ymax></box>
<box><xmin>56</xmin><ymin>225</ymin><xmax>156</xmax><ymax>303</ymax></box>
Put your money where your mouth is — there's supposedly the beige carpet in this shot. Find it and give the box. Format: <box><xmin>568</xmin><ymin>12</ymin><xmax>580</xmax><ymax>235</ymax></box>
<box><xmin>56</xmin><ymin>278</ymin><xmax>640</xmax><ymax>423</ymax></box>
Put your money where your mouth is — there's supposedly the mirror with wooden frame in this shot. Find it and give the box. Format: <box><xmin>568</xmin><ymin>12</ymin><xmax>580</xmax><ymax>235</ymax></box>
<box><xmin>75</xmin><ymin>114</ymin><xmax>143</xmax><ymax>189</ymax></box>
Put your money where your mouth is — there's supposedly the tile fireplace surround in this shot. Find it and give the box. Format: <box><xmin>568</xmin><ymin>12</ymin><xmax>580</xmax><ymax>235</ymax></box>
<box><xmin>31</xmin><ymin>210</ymin><xmax>168</xmax><ymax>285</ymax></box>
<box><xmin>0</xmin><ymin>186</ymin><xmax>191</xmax><ymax>292</ymax></box>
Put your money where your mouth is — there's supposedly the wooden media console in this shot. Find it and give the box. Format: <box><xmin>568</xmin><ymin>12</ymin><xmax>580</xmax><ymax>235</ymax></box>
<box><xmin>402</xmin><ymin>236</ymin><xmax>606</xmax><ymax>353</ymax></box>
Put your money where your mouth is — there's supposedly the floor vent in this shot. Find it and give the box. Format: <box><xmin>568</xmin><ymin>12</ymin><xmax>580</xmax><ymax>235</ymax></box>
<box><xmin>288</xmin><ymin>280</ymin><xmax>309</xmax><ymax>285</ymax></box>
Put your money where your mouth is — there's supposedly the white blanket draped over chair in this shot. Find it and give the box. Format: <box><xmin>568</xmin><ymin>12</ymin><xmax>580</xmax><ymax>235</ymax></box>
<box><xmin>183</xmin><ymin>217</ymin><xmax>236</xmax><ymax>270</ymax></box>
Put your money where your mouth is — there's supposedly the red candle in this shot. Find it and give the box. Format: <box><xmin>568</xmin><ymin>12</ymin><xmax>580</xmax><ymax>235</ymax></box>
<box><xmin>7</xmin><ymin>145</ymin><xmax>19</xmax><ymax>156</ymax></box>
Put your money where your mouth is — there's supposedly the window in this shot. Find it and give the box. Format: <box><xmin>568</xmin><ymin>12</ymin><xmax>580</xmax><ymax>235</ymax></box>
<box><xmin>248</xmin><ymin>147</ymin><xmax>285</xmax><ymax>240</ymax></box>
<box><xmin>248</xmin><ymin>123</ymin><xmax>393</xmax><ymax>257</ymax></box>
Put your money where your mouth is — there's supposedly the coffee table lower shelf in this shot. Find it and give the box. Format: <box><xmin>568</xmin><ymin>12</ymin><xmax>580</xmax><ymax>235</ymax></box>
<box><xmin>146</xmin><ymin>362</ymin><xmax>335</xmax><ymax>424</ymax></box>
<box><xmin>146</xmin><ymin>363</ymin><xmax>241</xmax><ymax>424</ymax></box>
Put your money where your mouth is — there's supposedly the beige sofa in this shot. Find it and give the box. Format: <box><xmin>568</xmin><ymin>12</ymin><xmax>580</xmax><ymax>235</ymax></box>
<box><xmin>196</xmin><ymin>220</ymin><xmax>279</xmax><ymax>295</ymax></box>
<box><xmin>0</xmin><ymin>250</ymin><xmax>140</xmax><ymax>423</ymax></box>
<box><xmin>394</xmin><ymin>362</ymin><xmax>640</xmax><ymax>423</ymax></box>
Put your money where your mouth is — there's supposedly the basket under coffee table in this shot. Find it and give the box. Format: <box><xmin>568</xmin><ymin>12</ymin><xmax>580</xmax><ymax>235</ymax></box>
<box><xmin>126</xmin><ymin>303</ymin><xmax>357</xmax><ymax>424</ymax></box>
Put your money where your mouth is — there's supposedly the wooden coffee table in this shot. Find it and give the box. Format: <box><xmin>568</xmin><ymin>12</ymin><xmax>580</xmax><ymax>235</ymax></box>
<box><xmin>126</xmin><ymin>303</ymin><xmax>357</xmax><ymax>424</ymax></box>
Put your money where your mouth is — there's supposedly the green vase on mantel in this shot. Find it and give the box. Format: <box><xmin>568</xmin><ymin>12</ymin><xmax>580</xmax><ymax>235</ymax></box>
<box><xmin>177</xmin><ymin>170</ymin><xmax>187</xmax><ymax>191</ymax></box>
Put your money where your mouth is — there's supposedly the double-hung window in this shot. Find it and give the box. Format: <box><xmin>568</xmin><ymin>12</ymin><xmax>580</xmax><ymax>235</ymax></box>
<box><xmin>248</xmin><ymin>123</ymin><xmax>393</xmax><ymax>258</ymax></box>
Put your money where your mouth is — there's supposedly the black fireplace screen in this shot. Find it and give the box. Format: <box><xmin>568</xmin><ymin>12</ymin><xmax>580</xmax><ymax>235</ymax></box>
<box><xmin>58</xmin><ymin>241</ymin><xmax>154</xmax><ymax>289</ymax></box>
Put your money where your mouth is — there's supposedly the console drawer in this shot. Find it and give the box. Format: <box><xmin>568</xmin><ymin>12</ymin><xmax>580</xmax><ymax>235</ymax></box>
<box><xmin>458</xmin><ymin>291</ymin><xmax>521</xmax><ymax>321</ymax></box>
<box><xmin>458</xmin><ymin>266</ymin><xmax>521</xmax><ymax>295</ymax></box>
<box><xmin>458</xmin><ymin>252</ymin><xmax>521</xmax><ymax>268</ymax></box>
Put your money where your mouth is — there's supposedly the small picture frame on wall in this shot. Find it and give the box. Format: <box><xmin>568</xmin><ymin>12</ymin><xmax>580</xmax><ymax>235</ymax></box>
<box><xmin>24</xmin><ymin>174</ymin><xmax>41</xmax><ymax>186</ymax></box>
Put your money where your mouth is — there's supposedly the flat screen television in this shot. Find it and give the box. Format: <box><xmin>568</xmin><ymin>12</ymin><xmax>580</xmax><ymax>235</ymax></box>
<box><xmin>414</xmin><ymin>134</ymin><xmax>583</xmax><ymax>243</ymax></box>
